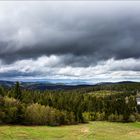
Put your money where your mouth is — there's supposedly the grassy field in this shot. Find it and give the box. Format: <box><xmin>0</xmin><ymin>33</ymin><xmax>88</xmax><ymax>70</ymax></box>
<box><xmin>88</xmin><ymin>90</ymin><xmax>123</xmax><ymax>97</ymax></box>
<box><xmin>0</xmin><ymin>122</ymin><xmax>140</xmax><ymax>140</ymax></box>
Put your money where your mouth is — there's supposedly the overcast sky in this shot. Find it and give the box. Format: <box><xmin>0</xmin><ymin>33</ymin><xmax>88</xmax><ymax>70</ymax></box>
<box><xmin>0</xmin><ymin>1</ymin><xmax>140</xmax><ymax>83</ymax></box>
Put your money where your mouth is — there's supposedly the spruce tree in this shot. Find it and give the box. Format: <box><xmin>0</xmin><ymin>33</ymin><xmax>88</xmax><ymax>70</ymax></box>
<box><xmin>14</xmin><ymin>82</ymin><xmax>22</xmax><ymax>100</ymax></box>
<box><xmin>0</xmin><ymin>86</ymin><xmax>4</xmax><ymax>97</ymax></box>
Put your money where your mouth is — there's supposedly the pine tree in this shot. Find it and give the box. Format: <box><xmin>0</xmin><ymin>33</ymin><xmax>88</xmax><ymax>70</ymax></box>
<box><xmin>14</xmin><ymin>82</ymin><xmax>22</xmax><ymax>100</ymax></box>
<box><xmin>0</xmin><ymin>86</ymin><xmax>4</xmax><ymax>97</ymax></box>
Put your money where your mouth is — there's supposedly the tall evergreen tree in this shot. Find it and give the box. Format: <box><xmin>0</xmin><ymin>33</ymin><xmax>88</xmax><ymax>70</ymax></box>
<box><xmin>14</xmin><ymin>82</ymin><xmax>22</xmax><ymax>100</ymax></box>
<box><xmin>0</xmin><ymin>86</ymin><xmax>4</xmax><ymax>97</ymax></box>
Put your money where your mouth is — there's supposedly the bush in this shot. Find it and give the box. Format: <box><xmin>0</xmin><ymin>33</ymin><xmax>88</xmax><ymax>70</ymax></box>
<box><xmin>3</xmin><ymin>97</ymin><xmax>25</xmax><ymax>124</ymax></box>
<box><xmin>135</xmin><ymin>113</ymin><xmax>140</xmax><ymax>121</ymax></box>
<box><xmin>95</xmin><ymin>112</ymin><xmax>105</xmax><ymax>121</ymax></box>
<box><xmin>4</xmin><ymin>96</ymin><xmax>19</xmax><ymax>107</ymax></box>
<box><xmin>117</xmin><ymin>115</ymin><xmax>124</xmax><ymax>122</ymax></box>
<box><xmin>82</xmin><ymin>112</ymin><xmax>91</xmax><ymax>122</ymax></box>
<box><xmin>0</xmin><ymin>111</ymin><xmax>5</xmax><ymax>124</ymax></box>
<box><xmin>108</xmin><ymin>114</ymin><xmax>116</xmax><ymax>122</ymax></box>
<box><xmin>62</xmin><ymin>111</ymin><xmax>75</xmax><ymax>125</ymax></box>
<box><xmin>128</xmin><ymin>115</ymin><xmax>136</xmax><ymax>122</ymax></box>
<box><xmin>82</xmin><ymin>112</ymin><xmax>105</xmax><ymax>121</ymax></box>
<box><xmin>82</xmin><ymin>112</ymin><xmax>96</xmax><ymax>121</ymax></box>
<box><xmin>25</xmin><ymin>103</ymin><xmax>75</xmax><ymax>125</ymax></box>
<box><xmin>108</xmin><ymin>114</ymin><xmax>124</xmax><ymax>122</ymax></box>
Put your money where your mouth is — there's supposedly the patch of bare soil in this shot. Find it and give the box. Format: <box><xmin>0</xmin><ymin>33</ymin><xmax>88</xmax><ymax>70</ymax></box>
<box><xmin>128</xmin><ymin>130</ymin><xmax>140</xmax><ymax>136</ymax></box>
<box><xmin>80</xmin><ymin>127</ymin><xmax>89</xmax><ymax>133</ymax></box>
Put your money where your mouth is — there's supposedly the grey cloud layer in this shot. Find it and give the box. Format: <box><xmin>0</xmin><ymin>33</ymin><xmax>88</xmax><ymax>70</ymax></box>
<box><xmin>0</xmin><ymin>1</ymin><xmax>140</xmax><ymax>81</ymax></box>
<box><xmin>0</xmin><ymin>2</ymin><xmax>140</xmax><ymax>66</ymax></box>
<box><xmin>1</xmin><ymin>57</ymin><xmax>140</xmax><ymax>82</ymax></box>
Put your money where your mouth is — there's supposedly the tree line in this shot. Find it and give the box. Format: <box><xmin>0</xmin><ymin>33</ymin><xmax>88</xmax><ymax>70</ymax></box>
<box><xmin>0</xmin><ymin>82</ymin><xmax>140</xmax><ymax>125</ymax></box>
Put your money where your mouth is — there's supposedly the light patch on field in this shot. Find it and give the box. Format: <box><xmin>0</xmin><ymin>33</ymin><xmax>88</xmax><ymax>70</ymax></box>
<box><xmin>16</xmin><ymin>131</ymin><xmax>29</xmax><ymax>137</ymax></box>
<box><xmin>80</xmin><ymin>127</ymin><xmax>89</xmax><ymax>133</ymax></box>
<box><xmin>128</xmin><ymin>130</ymin><xmax>140</xmax><ymax>136</ymax></box>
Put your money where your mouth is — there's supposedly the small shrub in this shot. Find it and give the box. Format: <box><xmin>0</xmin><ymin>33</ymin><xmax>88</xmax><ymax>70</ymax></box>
<box><xmin>128</xmin><ymin>115</ymin><xmax>136</xmax><ymax>122</ymax></box>
<box><xmin>135</xmin><ymin>113</ymin><xmax>140</xmax><ymax>121</ymax></box>
<box><xmin>108</xmin><ymin>114</ymin><xmax>123</xmax><ymax>122</ymax></box>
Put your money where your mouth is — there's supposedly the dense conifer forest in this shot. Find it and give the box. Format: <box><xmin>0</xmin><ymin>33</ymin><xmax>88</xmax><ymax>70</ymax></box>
<box><xmin>0</xmin><ymin>82</ymin><xmax>140</xmax><ymax>125</ymax></box>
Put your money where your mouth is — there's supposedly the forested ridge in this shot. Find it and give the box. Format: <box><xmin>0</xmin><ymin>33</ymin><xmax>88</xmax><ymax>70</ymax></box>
<box><xmin>0</xmin><ymin>82</ymin><xmax>140</xmax><ymax>125</ymax></box>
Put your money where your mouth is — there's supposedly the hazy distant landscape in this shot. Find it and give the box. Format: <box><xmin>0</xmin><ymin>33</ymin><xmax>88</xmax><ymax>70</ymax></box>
<box><xmin>0</xmin><ymin>81</ymin><xmax>140</xmax><ymax>139</ymax></box>
<box><xmin>0</xmin><ymin>1</ymin><xmax>140</xmax><ymax>140</ymax></box>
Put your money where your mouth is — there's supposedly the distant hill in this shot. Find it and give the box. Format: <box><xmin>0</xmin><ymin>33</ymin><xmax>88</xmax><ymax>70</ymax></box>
<box><xmin>0</xmin><ymin>80</ymin><xmax>92</xmax><ymax>90</ymax></box>
<box><xmin>0</xmin><ymin>81</ymin><xmax>15</xmax><ymax>88</ymax></box>
<box><xmin>0</xmin><ymin>80</ymin><xmax>139</xmax><ymax>91</ymax></box>
<box><xmin>96</xmin><ymin>81</ymin><xmax>139</xmax><ymax>86</ymax></box>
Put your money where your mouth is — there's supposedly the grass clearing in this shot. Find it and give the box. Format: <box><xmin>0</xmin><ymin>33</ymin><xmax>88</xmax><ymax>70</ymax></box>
<box><xmin>88</xmin><ymin>90</ymin><xmax>123</xmax><ymax>97</ymax></box>
<box><xmin>0</xmin><ymin>121</ymin><xmax>139</xmax><ymax>140</ymax></box>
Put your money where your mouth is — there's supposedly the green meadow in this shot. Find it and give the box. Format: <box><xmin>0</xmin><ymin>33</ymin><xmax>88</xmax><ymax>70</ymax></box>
<box><xmin>0</xmin><ymin>122</ymin><xmax>140</xmax><ymax>140</ymax></box>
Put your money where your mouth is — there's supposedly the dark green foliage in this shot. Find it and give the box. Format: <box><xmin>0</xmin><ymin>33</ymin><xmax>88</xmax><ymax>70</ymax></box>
<box><xmin>0</xmin><ymin>86</ymin><xmax>4</xmax><ymax>97</ymax></box>
<box><xmin>108</xmin><ymin>114</ymin><xmax>124</xmax><ymax>122</ymax></box>
<box><xmin>0</xmin><ymin>82</ymin><xmax>139</xmax><ymax>125</ymax></box>
<box><xmin>14</xmin><ymin>82</ymin><xmax>22</xmax><ymax>99</ymax></box>
<box><xmin>2</xmin><ymin>96</ymin><xmax>25</xmax><ymax>124</ymax></box>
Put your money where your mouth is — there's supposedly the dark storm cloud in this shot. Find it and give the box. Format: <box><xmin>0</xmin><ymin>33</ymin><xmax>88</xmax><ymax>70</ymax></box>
<box><xmin>0</xmin><ymin>70</ymin><xmax>39</xmax><ymax>78</ymax></box>
<box><xmin>0</xmin><ymin>1</ymin><xmax>140</xmax><ymax>67</ymax></box>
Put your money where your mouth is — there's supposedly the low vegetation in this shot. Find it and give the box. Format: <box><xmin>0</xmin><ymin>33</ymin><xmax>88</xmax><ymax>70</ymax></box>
<box><xmin>0</xmin><ymin>121</ymin><xmax>139</xmax><ymax>140</ymax></box>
